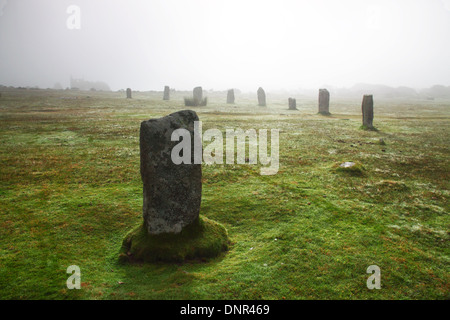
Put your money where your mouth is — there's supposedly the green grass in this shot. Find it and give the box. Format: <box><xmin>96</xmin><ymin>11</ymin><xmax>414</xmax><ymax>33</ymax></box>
<box><xmin>0</xmin><ymin>89</ymin><xmax>449</xmax><ymax>299</ymax></box>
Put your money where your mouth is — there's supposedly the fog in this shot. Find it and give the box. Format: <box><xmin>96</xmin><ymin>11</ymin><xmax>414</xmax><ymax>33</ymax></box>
<box><xmin>0</xmin><ymin>0</ymin><xmax>449</xmax><ymax>91</ymax></box>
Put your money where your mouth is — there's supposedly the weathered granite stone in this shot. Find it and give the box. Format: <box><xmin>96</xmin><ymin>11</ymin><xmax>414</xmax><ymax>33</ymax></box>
<box><xmin>318</xmin><ymin>89</ymin><xmax>330</xmax><ymax>114</ymax></box>
<box><xmin>163</xmin><ymin>86</ymin><xmax>170</xmax><ymax>100</ymax></box>
<box><xmin>288</xmin><ymin>98</ymin><xmax>297</xmax><ymax>110</ymax></box>
<box><xmin>193</xmin><ymin>87</ymin><xmax>203</xmax><ymax>104</ymax></box>
<box><xmin>227</xmin><ymin>89</ymin><xmax>235</xmax><ymax>104</ymax></box>
<box><xmin>140</xmin><ymin>110</ymin><xmax>202</xmax><ymax>235</ymax></box>
<box><xmin>126</xmin><ymin>88</ymin><xmax>132</xmax><ymax>99</ymax></box>
<box><xmin>340</xmin><ymin>162</ymin><xmax>355</xmax><ymax>168</ymax></box>
<box><xmin>257</xmin><ymin>87</ymin><xmax>266</xmax><ymax>106</ymax></box>
<box><xmin>362</xmin><ymin>95</ymin><xmax>374</xmax><ymax>128</ymax></box>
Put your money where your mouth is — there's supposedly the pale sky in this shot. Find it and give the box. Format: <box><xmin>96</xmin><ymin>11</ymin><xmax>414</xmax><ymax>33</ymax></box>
<box><xmin>0</xmin><ymin>0</ymin><xmax>449</xmax><ymax>91</ymax></box>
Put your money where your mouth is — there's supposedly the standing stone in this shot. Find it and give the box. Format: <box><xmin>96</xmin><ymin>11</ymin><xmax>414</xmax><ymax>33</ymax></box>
<box><xmin>126</xmin><ymin>88</ymin><xmax>132</xmax><ymax>99</ymax></box>
<box><xmin>227</xmin><ymin>89</ymin><xmax>235</xmax><ymax>104</ymax></box>
<box><xmin>193</xmin><ymin>87</ymin><xmax>203</xmax><ymax>104</ymax></box>
<box><xmin>140</xmin><ymin>110</ymin><xmax>202</xmax><ymax>235</ymax></box>
<box><xmin>318</xmin><ymin>89</ymin><xmax>330</xmax><ymax>114</ymax></box>
<box><xmin>257</xmin><ymin>87</ymin><xmax>266</xmax><ymax>107</ymax></box>
<box><xmin>362</xmin><ymin>95</ymin><xmax>374</xmax><ymax>129</ymax></box>
<box><xmin>163</xmin><ymin>86</ymin><xmax>170</xmax><ymax>100</ymax></box>
<box><xmin>288</xmin><ymin>98</ymin><xmax>297</xmax><ymax>110</ymax></box>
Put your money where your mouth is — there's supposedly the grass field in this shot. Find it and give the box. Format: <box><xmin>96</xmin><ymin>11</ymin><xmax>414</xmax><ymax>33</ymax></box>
<box><xmin>0</xmin><ymin>88</ymin><xmax>448</xmax><ymax>299</ymax></box>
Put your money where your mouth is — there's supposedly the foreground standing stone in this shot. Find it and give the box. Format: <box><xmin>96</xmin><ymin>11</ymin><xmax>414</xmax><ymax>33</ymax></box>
<box><xmin>227</xmin><ymin>89</ymin><xmax>235</xmax><ymax>104</ymax></box>
<box><xmin>362</xmin><ymin>95</ymin><xmax>374</xmax><ymax>129</ymax></box>
<box><xmin>126</xmin><ymin>88</ymin><xmax>132</xmax><ymax>99</ymax></box>
<box><xmin>140</xmin><ymin>110</ymin><xmax>201</xmax><ymax>234</ymax></box>
<box><xmin>120</xmin><ymin>110</ymin><xmax>229</xmax><ymax>263</ymax></box>
<box><xmin>163</xmin><ymin>86</ymin><xmax>170</xmax><ymax>100</ymax></box>
<box><xmin>288</xmin><ymin>98</ymin><xmax>297</xmax><ymax>110</ymax></box>
<box><xmin>257</xmin><ymin>87</ymin><xmax>266</xmax><ymax>106</ymax></box>
<box><xmin>318</xmin><ymin>89</ymin><xmax>330</xmax><ymax>115</ymax></box>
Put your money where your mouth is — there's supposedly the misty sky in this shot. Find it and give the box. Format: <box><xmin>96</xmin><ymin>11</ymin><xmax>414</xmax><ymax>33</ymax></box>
<box><xmin>0</xmin><ymin>0</ymin><xmax>449</xmax><ymax>91</ymax></box>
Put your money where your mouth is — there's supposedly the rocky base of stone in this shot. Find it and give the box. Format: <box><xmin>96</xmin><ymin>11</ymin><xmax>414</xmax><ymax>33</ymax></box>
<box><xmin>184</xmin><ymin>97</ymin><xmax>208</xmax><ymax>107</ymax></box>
<box><xmin>360</xmin><ymin>124</ymin><xmax>378</xmax><ymax>131</ymax></box>
<box><xmin>318</xmin><ymin>111</ymin><xmax>331</xmax><ymax>116</ymax></box>
<box><xmin>119</xmin><ymin>216</ymin><xmax>229</xmax><ymax>263</ymax></box>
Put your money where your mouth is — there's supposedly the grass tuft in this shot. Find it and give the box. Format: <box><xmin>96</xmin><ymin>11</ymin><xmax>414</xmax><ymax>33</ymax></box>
<box><xmin>375</xmin><ymin>180</ymin><xmax>409</xmax><ymax>192</ymax></box>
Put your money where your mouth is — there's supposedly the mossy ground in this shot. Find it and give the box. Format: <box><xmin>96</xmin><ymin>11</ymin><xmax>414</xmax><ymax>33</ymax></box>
<box><xmin>120</xmin><ymin>216</ymin><xmax>229</xmax><ymax>263</ymax></box>
<box><xmin>0</xmin><ymin>89</ymin><xmax>448</xmax><ymax>299</ymax></box>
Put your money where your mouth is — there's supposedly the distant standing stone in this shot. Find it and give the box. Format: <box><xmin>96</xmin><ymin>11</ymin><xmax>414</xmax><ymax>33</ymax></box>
<box><xmin>193</xmin><ymin>87</ymin><xmax>203</xmax><ymax>104</ymax></box>
<box><xmin>126</xmin><ymin>88</ymin><xmax>132</xmax><ymax>99</ymax></box>
<box><xmin>257</xmin><ymin>87</ymin><xmax>266</xmax><ymax>107</ymax></box>
<box><xmin>362</xmin><ymin>95</ymin><xmax>374</xmax><ymax>129</ymax></box>
<box><xmin>318</xmin><ymin>89</ymin><xmax>330</xmax><ymax>114</ymax></box>
<box><xmin>140</xmin><ymin>110</ymin><xmax>202</xmax><ymax>235</ymax></box>
<box><xmin>227</xmin><ymin>89</ymin><xmax>235</xmax><ymax>104</ymax></box>
<box><xmin>163</xmin><ymin>86</ymin><xmax>170</xmax><ymax>100</ymax></box>
<box><xmin>288</xmin><ymin>98</ymin><xmax>297</xmax><ymax>110</ymax></box>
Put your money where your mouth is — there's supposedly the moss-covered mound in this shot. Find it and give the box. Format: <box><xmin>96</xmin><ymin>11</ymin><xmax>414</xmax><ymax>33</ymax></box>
<box><xmin>119</xmin><ymin>216</ymin><xmax>229</xmax><ymax>263</ymax></box>
<box><xmin>360</xmin><ymin>124</ymin><xmax>378</xmax><ymax>131</ymax></box>
<box><xmin>375</xmin><ymin>180</ymin><xmax>409</xmax><ymax>192</ymax></box>
<box><xmin>332</xmin><ymin>161</ymin><xmax>365</xmax><ymax>176</ymax></box>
